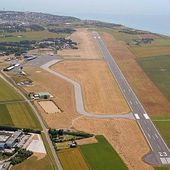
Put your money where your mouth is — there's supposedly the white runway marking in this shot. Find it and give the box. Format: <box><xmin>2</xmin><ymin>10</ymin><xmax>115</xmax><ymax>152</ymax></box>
<box><xmin>147</xmin><ymin>133</ymin><xmax>151</xmax><ymax>138</ymax></box>
<box><xmin>135</xmin><ymin>101</ymin><xmax>138</xmax><ymax>104</ymax></box>
<box><xmin>147</xmin><ymin>127</ymin><xmax>150</xmax><ymax>131</ymax></box>
<box><xmin>163</xmin><ymin>152</ymin><xmax>167</xmax><ymax>156</ymax></box>
<box><xmin>157</xmin><ymin>145</ymin><xmax>161</xmax><ymax>150</ymax></box>
<box><xmin>144</xmin><ymin>114</ymin><xmax>150</xmax><ymax>119</ymax></box>
<box><xmin>166</xmin><ymin>158</ymin><xmax>170</xmax><ymax>164</ymax></box>
<box><xmin>152</xmin><ymin>135</ymin><xmax>156</xmax><ymax>140</ymax></box>
<box><xmin>160</xmin><ymin>158</ymin><xmax>167</xmax><ymax>164</ymax></box>
<box><xmin>134</xmin><ymin>114</ymin><xmax>140</xmax><ymax>119</ymax></box>
<box><xmin>129</xmin><ymin>101</ymin><xmax>132</xmax><ymax>105</ymax></box>
<box><xmin>155</xmin><ymin>134</ymin><xmax>159</xmax><ymax>139</ymax></box>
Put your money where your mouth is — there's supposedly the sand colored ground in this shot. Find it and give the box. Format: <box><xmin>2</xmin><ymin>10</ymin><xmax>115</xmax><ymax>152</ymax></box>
<box><xmin>58</xmin><ymin>28</ymin><xmax>102</xmax><ymax>59</ymax></box>
<box><xmin>76</xmin><ymin>136</ymin><xmax>97</xmax><ymax>145</ymax></box>
<box><xmin>73</xmin><ymin>117</ymin><xmax>153</xmax><ymax>170</ymax></box>
<box><xmin>101</xmin><ymin>32</ymin><xmax>170</xmax><ymax>116</ymax></box>
<box><xmin>24</xmin><ymin>67</ymin><xmax>79</xmax><ymax>128</ymax></box>
<box><xmin>38</xmin><ymin>101</ymin><xmax>61</xmax><ymax>114</ymax></box>
<box><xmin>52</xmin><ymin>60</ymin><xmax>129</xmax><ymax>114</ymax></box>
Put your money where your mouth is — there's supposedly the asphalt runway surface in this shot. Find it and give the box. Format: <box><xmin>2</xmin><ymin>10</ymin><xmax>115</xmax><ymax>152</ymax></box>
<box><xmin>92</xmin><ymin>32</ymin><xmax>170</xmax><ymax>166</ymax></box>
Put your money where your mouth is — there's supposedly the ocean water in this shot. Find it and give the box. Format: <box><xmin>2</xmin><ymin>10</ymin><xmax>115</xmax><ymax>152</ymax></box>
<box><xmin>76</xmin><ymin>14</ymin><xmax>170</xmax><ymax>36</ymax></box>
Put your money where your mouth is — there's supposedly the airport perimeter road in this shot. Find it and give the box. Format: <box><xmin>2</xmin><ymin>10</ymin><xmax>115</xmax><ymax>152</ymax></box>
<box><xmin>92</xmin><ymin>32</ymin><xmax>170</xmax><ymax>166</ymax></box>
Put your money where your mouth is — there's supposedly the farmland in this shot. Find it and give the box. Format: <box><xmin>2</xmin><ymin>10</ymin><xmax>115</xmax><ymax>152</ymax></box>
<box><xmin>80</xmin><ymin>135</ymin><xmax>128</xmax><ymax>170</ymax></box>
<box><xmin>130</xmin><ymin>46</ymin><xmax>170</xmax><ymax>58</ymax></box>
<box><xmin>0</xmin><ymin>77</ymin><xmax>23</xmax><ymax>102</ymax></box>
<box><xmin>0</xmin><ymin>103</ymin><xmax>40</xmax><ymax>129</ymax></box>
<box><xmin>11</xmin><ymin>155</ymin><xmax>54</xmax><ymax>170</ymax></box>
<box><xmin>0</xmin><ymin>30</ymin><xmax>66</xmax><ymax>42</ymax></box>
<box><xmin>58</xmin><ymin>148</ymin><xmax>89</xmax><ymax>170</ymax></box>
<box><xmin>138</xmin><ymin>55</ymin><xmax>170</xmax><ymax>100</ymax></box>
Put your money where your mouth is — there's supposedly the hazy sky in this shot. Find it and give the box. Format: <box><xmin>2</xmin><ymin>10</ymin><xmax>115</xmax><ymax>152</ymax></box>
<box><xmin>1</xmin><ymin>0</ymin><xmax>170</xmax><ymax>17</ymax></box>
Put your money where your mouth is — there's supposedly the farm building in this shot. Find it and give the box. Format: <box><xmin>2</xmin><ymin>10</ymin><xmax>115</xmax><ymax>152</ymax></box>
<box><xmin>29</xmin><ymin>92</ymin><xmax>52</xmax><ymax>100</ymax></box>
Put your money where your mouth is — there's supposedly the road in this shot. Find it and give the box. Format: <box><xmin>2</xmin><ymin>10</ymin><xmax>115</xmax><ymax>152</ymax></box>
<box><xmin>0</xmin><ymin>72</ymin><xmax>63</xmax><ymax>170</ymax></box>
<box><xmin>92</xmin><ymin>32</ymin><xmax>170</xmax><ymax>166</ymax></box>
<box><xmin>41</xmin><ymin>60</ymin><xmax>134</xmax><ymax>120</ymax></box>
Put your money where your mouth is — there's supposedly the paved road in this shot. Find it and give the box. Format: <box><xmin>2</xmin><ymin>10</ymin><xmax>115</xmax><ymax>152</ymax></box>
<box><xmin>92</xmin><ymin>32</ymin><xmax>170</xmax><ymax>166</ymax></box>
<box><xmin>0</xmin><ymin>72</ymin><xmax>63</xmax><ymax>170</ymax></box>
<box><xmin>41</xmin><ymin>60</ymin><xmax>134</xmax><ymax>120</ymax></box>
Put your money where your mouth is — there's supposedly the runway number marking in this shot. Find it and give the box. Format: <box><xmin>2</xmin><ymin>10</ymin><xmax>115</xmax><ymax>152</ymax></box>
<box><xmin>144</xmin><ymin>114</ymin><xmax>150</xmax><ymax>119</ymax></box>
<box><xmin>159</xmin><ymin>152</ymin><xmax>167</xmax><ymax>157</ymax></box>
<box><xmin>134</xmin><ymin>114</ymin><xmax>140</xmax><ymax>120</ymax></box>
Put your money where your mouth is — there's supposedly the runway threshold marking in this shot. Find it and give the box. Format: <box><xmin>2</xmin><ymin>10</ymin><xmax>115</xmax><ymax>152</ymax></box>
<box><xmin>160</xmin><ymin>158</ymin><xmax>167</xmax><ymax>164</ymax></box>
<box><xmin>144</xmin><ymin>114</ymin><xmax>150</xmax><ymax>119</ymax></box>
<box><xmin>134</xmin><ymin>114</ymin><xmax>140</xmax><ymax>119</ymax></box>
<box><xmin>166</xmin><ymin>158</ymin><xmax>170</xmax><ymax>164</ymax></box>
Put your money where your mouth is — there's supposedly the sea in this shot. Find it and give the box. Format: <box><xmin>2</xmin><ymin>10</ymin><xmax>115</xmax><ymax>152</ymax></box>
<box><xmin>75</xmin><ymin>14</ymin><xmax>170</xmax><ymax>36</ymax></box>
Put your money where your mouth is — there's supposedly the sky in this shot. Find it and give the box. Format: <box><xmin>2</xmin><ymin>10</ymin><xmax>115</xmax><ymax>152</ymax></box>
<box><xmin>0</xmin><ymin>0</ymin><xmax>170</xmax><ymax>17</ymax></box>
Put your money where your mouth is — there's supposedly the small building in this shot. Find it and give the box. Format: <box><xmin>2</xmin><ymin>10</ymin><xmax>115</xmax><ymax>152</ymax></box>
<box><xmin>37</xmin><ymin>92</ymin><xmax>51</xmax><ymax>99</ymax></box>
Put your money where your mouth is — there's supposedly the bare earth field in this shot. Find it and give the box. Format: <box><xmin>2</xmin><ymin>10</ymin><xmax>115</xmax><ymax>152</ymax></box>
<box><xmin>58</xmin><ymin>28</ymin><xmax>102</xmax><ymax>59</ymax></box>
<box><xmin>52</xmin><ymin>60</ymin><xmax>129</xmax><ymax>114</ymax></box>
<box><xmin>73</xmin><ymin>117</ymin><xmax>153</xmax><ymax>170</ymax></box>
<box><xmin>38</xmin><ymin>101</ymin><xmax>61</xmax><ymax>114</ymax></box>
<box><xmin>101</xmin><ymin>32</ymin><xmax>170</xmax><ymax>116</ymax></box>
<box><xmin>24</xmin><ymin>67</ymin><xmax>79</xmax><ymax>128</ymax></box>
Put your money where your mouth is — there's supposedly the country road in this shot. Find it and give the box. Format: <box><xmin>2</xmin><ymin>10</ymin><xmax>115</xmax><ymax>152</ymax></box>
<box><xmin>0</xmin><ymin>72</ymin><xmax>63</xmax><ymax>170</ymax></box>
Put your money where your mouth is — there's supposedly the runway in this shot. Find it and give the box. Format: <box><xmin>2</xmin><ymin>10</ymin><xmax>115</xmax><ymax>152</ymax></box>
<box><xmin>92</xmin><ymin>32</ymin><xmax>170</xmax><ymax>166</ymax></box>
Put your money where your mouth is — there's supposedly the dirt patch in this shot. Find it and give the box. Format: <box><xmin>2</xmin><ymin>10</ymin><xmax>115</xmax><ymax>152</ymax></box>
<box><xmin>101</xmin><ymin>32</ymin><xmax>170</xmax><ymax>116</ymax></box>
<box><xmin>33</xmin><ymin>153</ymin><xmax>46</xmax><ymax>161</ymax></box>
<box><xmin>76</xmin><ymin>136</ymin><xmax>98</xmax><ymax>145</ymax></box>
<box><xmin>38</xmin><ymin>101</ymin><xmax>61</xmax><ymax>114</ymax></box>
<box><xmin>73</xmin><ymin>117</ymin><xmax>153</xmax><ymax>170</ymax></box>
<box><xmin>58</xmin><ymin>28</ymin><xmax>102</xmax><ymax>59</ymax></box>
<box><xmin>24</xmin><ymin>67</ymin><xmax>79</xmax><ymax>128</ymax></box>
<box><xmin>52</xmin><ymin>60</ymin><xmax>129</xmax><ymax>114</ymax></box>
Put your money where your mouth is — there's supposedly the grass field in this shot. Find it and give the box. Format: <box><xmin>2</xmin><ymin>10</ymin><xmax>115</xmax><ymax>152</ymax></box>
<box><xmin>153</xmin><ymin>121</ymin><xmax>170</xmax><ymax>148</ymax></box>
<box><xmin>98</xmin><ymin>28</ymin><xmax>139</xmax><ymax>43</ymax></box>
<box><xmin>41</xmin><ymin>133</ymin><xmax>58</xmax><ymax>170</ymax></box>
<box><xmin>0</xmin><ymin>77</ymin><xmax>23</xmax><ymax>102</ymax></box>
<box><xmin>80</xmin><ymin>135</ymin><xmax>128</xmax><ymax>170</ymax></box>
<box><xmin>11</xmin><ymin>155</ymin><xmax>54</xmax><ymax>170</ymax></box>
<box><xmin>130</xmin><ymin>46</ymin><xmax>170</xmax><ymax>58</ymax></box>
<box><xmin>154</xmin><ymin>167</ymin><xmax>169</xmax><ymax>170</ymax></box>
<box><xmin>58</xmin><ymin>148</ymin><xmax>89</xmax><ymax>170</ymax></box>
<box><xmin>138</xmin><ymin>55</ymin><xmax>170</xmax><ymax>100</ymax></box>
<box><xmin>0</xmin><ymin>30</ymin><xmax>66</xmax><ymax>42</ymax></box>
<box><xmin>0</xmin><ymin>103</ymin><xmax>40</xmax><ymax>129</ymax></box>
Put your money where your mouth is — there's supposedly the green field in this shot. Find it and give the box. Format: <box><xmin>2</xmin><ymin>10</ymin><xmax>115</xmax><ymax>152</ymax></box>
<box><xmin>80</xmin><ymin>135</ymin><xmax>128</xmax><ymax>170</ymax></box>
<box><xmin>138</xmin><ymin>55</ymin><xmax>170</xmax><ymax>100</ymax></box>
<box><xmin>0</xmin><ymin>30</ymin><xmax>66</xmax><ymax>42</ymax></box>
<box><xmin>153</xmin><ymin>121</ymin><xmax>170</xmax><ymax>148</ymax></box>
<box><xmin>0</xmin><ymin>78</ymin><xmax>23</xmax><ymax>102</ymax></box>
<box><xmin>0</xmin><ymin>103</ymin><xmax>40</xmax><ymax>129</ymax></box>
<box><xmin>98</xmin><ymin>28</ymin><xmax>139</xmax><ymax>43</ymax></box>
<box><xmin>11</xmin><ymin>155</ymin><xmax>54</xmax><ymax>170</ymax></box>
<box><xmin>154</xmin><ymin>167</ymin><xmax>170</xmax><ymax>170</ymax></box>
<box><xmin>130</xmin><ymin>46</ymin><xmax>170</xmax><ymax>58</ymax></box>
<box><xmin>58</xmin><ymin>148</ymin><xmax>89</xmax><ymax>170</ymax></box>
